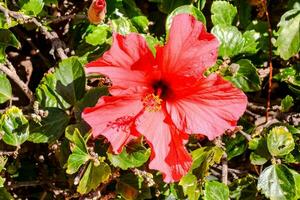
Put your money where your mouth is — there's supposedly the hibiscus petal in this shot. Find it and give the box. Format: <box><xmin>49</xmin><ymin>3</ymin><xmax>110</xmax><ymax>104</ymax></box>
<box><xmin>156</xmin><ymin>14</ymin><xmax>219</xmax><ymax>76</ymax></box>
<box><xmin>82</xmin><ymin>95</ymin><xmax>144</xmax><ymax>153</ymax></box>
<box><xmin>86</xmin><ymin>33</ymin><xmax>156</xmax><ymax>89</ymax></box>
<box><xmin>136</xmin><ymin>109</ymin><xmax>192</xmax><ymax>182</ymax></box>
<box><xmin>167</xmin><ymin>74</ymin><xmax>247</xmax><ymax>140</ymax></box>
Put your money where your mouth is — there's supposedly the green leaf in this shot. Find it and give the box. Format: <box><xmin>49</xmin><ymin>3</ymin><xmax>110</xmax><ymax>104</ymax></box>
<box><xmin>66</xmin><ymin>129</ymin><xmax>90</xmax><ymax>174</ymax></box>
<box><xmin>0</xmin><ymin>74</ymin><xmax>12</xmax><ymax>104</ymax></box>
<box><xmin>85</xmin><ymin>25</ymin><xmax>109</xmax><ymax>46</ymax></box>
<box><xmin>35</xmin><ymin>73</ymin><xmax>71</xmax><ymax>110</ymax></box>
<box><xmin>0</xmin><ymin>106</ymin><xmax>29</xmax><ymax>147</ymax></box>
<box><xmin>249</xmin><ymin>137</ymin><xmax>271</xmax><ymax>165</ymax></box>
<box><xmin>211</xmin><ymin>1</ymin><xmax>237</xmax><ymax>26</ymax></box>
<box><xmin>28</xmin><ymin>108</ymin><xmax>70</xmax><ymax>143</ymax></box>
<box><xmin>267</xmin><ymin>126</ymin><xmax>295</xmax><ymax>156</ymax></box>
<box><xmin>250</xmin><ymin>152</ymin><xmax>268</xmax><ymax>165</ymax></box>
<box><xmin>0</xmin><ymin>177</ymin><xmax>4</xmax><ymax>187</ymax></box>
<box><xmin>0</xmin><ymin>14</ymin><xmax>18</xmax><ymax>29</ymax></box>
<box><xmin>20</xmin><ymin>0</ymin><xmax>44</xmax><ymax>16</ymax></box>
<box><xmin>191</xmin><ymin>146</ymin><xmax>223</xmax><ymax>179</ymax></box>
<box><xmin>107</xmin><ymin>146</ymin><xmax>150</xmax><ymax>170</ymax></box>
<box><xmin>166</xmin><ymin>5</ymin><xmax>206</xmax><ymax>34</ymax></box>
<box><xmin>77</xmin><ymin>161</ymin><xmax>111</xmax><ymax>194</ymax></box>
<box><xmin>0</xmin><ymin>156</ymin><xmax>7</xmax><ymax>172</ymax></box>
<box><xmin>281</xmin><ymin>95</ymin><xmax>294</xmax><ymax>112</ymax></box>
<box><xmin>241</xmin><ymin>30</ymin><xmax>260</xmax><ymax>54</ymax></box>
<box><xmin>179</xmin><ymin>174</ymin><xmax>200</xmax><ymax>200</ymax></box>
<box><xmin>54</xmin><ymin>57</ymin><xmax>86</xmax><ymax>105</ymax></box>
<box><xmin>112</xmin><ymin>18</ymin><xmax>138</xmax><ymax>35</ymax></box>
<box><xmin>229</xmin><ymin>175</ymin><xmax>257</xmax><ymax>200</ymax></box>
<box><xmin>0</xmin><ymin>29</ymin><xmax>20</xmax><ymax>62</ymax></box>
<box><xmin>159</xmin><ymin>0</ymin><xmax>191</xmax><ymax>14</ymax></box>
<box><xmin>0</xmin><ymin>187</ymin><xmax>14</xmax><ymax>200</ymax></box>
<box><xmin>225</xmin><ymin>59</ymin><xmax>261</xmax><ymax>92</ymax></box>
<box><xmin>211</xmin><ymin>25</ymin><xmax>244</xmax><ymax>58</ymax></box>
<box><xmin>275</xmin><ymin>9</ymin><xmax>300</xmax><ymax>60</ymax></box>
<box><xmin>205</xmin><ymin>181</ymin><xmax>229</xmax><ymax>200</ymax></box>
<box><xmin>223</xmin><ymin>133</ymin><xmax>247</xmax><ymax>160</ymax></box>
<box><xmin>257</xmin><ymin>164</ymin><xmax>296</xmax><ymax>200</ymax></box>
<box><xmin>131</xmin><ymin>16</ymin><xmax>149</xmax><ymax>33</ymax></box>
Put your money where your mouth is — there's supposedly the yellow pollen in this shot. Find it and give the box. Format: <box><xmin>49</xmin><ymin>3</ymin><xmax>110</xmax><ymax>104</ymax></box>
<box><xmin>142</xmin><ymin>94</ymin><xmax>163</xmax><ymax>112</ymax></box>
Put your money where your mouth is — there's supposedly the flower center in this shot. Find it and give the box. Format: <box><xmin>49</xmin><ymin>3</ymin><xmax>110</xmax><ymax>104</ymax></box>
<box><xmin>152</xmin><ymin>80</ymin><xmax>170</xmax><ymax>99</ymax></box>
<box><xmin>142</xmin><ymin>94</ymin><xmax>163</xmax><ymax>112</ymax></box>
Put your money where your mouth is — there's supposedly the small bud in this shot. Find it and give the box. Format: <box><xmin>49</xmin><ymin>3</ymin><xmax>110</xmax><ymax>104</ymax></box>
<box><xmin>88</xmin><ymin>0</ymin><xmax>106</xmax><ymax>24</ymax></box>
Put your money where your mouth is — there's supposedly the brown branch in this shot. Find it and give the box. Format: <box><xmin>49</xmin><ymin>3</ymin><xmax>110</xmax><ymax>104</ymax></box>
<box><xmin>221</xmin><ymin>153</ymin><xmax>228</xmax><ymax>185</ymax></box>
<box><xmin>0</xmin><ymin>4</ymin><xmax>67</xmax><ymax>60</ymax></box>
<box><xmin>0</xmin><ymin>62</ymin><xmax>33</xmax><ymax>102</ymax></box>
<box><xmin>263</xmin><ymin>0</ymin><xmax>273</xmax><ymax>122</ymax></box>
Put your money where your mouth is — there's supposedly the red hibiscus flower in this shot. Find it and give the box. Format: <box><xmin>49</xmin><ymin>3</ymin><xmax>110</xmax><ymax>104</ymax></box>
<box><xmin>82</xmin><ymin>14</ymin><xmax>247</xmax><ymax>182</ymax></box>
<box><xmin>88</xmin><ymin>0</ymin><xmax>106</xmax><ymax>24</ymax></box>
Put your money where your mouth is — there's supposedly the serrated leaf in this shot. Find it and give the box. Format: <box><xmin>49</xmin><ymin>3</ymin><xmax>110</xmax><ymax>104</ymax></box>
<box><xmin>166</xmin><ymin>5</ymin><xmax>206</xmax><ymax>34</ymax></box>
<box><xmin>77</xmin><ymin>161</ymin><xmax>111</xmax><ymax>194</ymax></box>
<box><xmin>258</xmin><ymin>164</ymin><xmax>296</xmax><ymax>200</ymax></box>
<box><xmin>0</xmin><ymin>29</ymin><xmax>20</xmax><ymax>62</ymax></box>
<box><xmin>225</xmin><ymin>59</ymin><xmax>261</xmax><ymax>92</ymax></box>
<box><xmin>205</xmin><ymin>181</ymin><xmax>229</xmax><ymax>200</ymax></box>
<box><xmin>179</xmin><ymin>173</ymin><xmax>200</xmax><ymax>200</ymax></box>
<box><xmin>281</xmin><ymin>95</ymin><xmax>294</xmax><ymax>112</ymax></box>
<box><xmin>107</xmin><ymin>146</ymin><xmax>150</xmax><ymax>170</ymax></box>
<box><xmin>275</xmin><ymin>9</ymin><xmax>300</xmax><ymax>60</ymax></box>
<box><xmin>0</xmin><ymin>74</ymin><xmax>12</xmax><ymax>104</ymax></box>
<box><xmin>55</xmin><ymin>57</ymin><xmax>86</xmax><ymax>105</ymax></box>
<box><xmin>0</xmin><ymin>106</ymin><xmax>29</xmax><ymax>147</ymax></box>
<box><xmin>85</xmin><ymin>25</ymin><xmax>109</xmax><ymax>46</ymax></box>
<box><xmin>20</xmin><ymin>0</ymin><xmax>44</xmax><ymax>16</ymax></box>
<box><xmin>28</xmin><ymin>108</ymin><xmax>70</xmax><ymax>143</ymax></box>
<box><xmin>211</xmin><ymin>25</ymin><xmax>244</xmax><ymax>58</ymax></box>
<box><xmin>66</xmin><ymin>129</ymin><xmax>90</xmax><ymax>174</ymax></box>
<box><xmin>267</xmin><ymin>126</ymin><xmax>295</xmax><ymax>156</ymax></box>
<box><xmin>211</xmin><ymin>1</ymin><xmax>237</xmax><ymax>26</ymax></box>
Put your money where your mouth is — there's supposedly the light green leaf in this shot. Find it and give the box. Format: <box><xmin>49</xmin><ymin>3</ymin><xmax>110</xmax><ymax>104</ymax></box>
<box><xmin>250</xmin><ymin>152</ymin><xmax>268</xmax><ymax>165</ymax></box>
<box><xmin>0</xmin><ymin>74</ymin><xmax>12</xmax><ymax>104</ymax></box>
<box><xmin>0</xmin><ymin>156</ymin><xmax>7</xmax><ymax>172</ymax></box>
<box><xmin>66</xmin><ymin>129</ymin><xmax>90</xmax><ymax>174</ymax></box>
<box><xmin>258</xmin><ymin>164</ymin><xmax>296</xmax><ymax>200</ymax></box>
<box><xmin>166</xmin><ymin>5</ymin><xmax>206</xmax><ymax>34</ymax></box>
<box><xmin>241</xmin><ymin>30</ymin><xmax>260</xmax><ymax>54</ymax></box>
<box><xmin>107</xmin><ymin>146</ymin><xmax>150</xmax><ymax>170</ymax></box>
<box><xmin>205</xmin><ymin>181</ymin><xmax>229</xmax><ymax>200</ymax></box>
<box><xmin>0</xmin><ymin>14</ymin><xmax>18</xmax><ymax>29</ymax></box>
<box><xmin>0</xmin><ymin>106</ymin><xmax>29</xmax><ymax>147</ymax></box>
<box><xmin>211</xmin><ymin>25</ymin><xmax>244</xmax><ymax>58</ymax></box>
<box><xmin>28</xmin><ymin>108</ymin><xmax>70</xmax><ymax>143</ymax></box>
<box><xmin>275</xmin><ymin>9</ymin><xmax>300</xmax><ymax>60</ymax></box>
<box><xmin>112</xmin><ymin>18</ymin><xmax>137</xmax><ymax>35</ymax></box>
<box><xmin>179</xmin><ymin>174</ymin><xmax>200</xmax><ymax>200</ymax></box>
<box><xmin>77</xmin><ymin>161</ymin><xmax>111</xmax><ymax>194</ymax></box>
<box><xmin>85</xmin><ymin>25</ymin><xmax>109</xmax><ymax>46</ymax></box>
<box><xmin>225</xmin><ymin>59</ymin><xmax>261</xmax><ymax>92</ymax></box>
<box><xmin>281</xmin><ymin>95</ymin><xmax>294</xmax><ymax>112</ymax></box>
<box><xmin>267</xmin><ymin>126</ymin><xmax>295</xmax><ymax>156</ymax></box>
<box><xmin>211</xmin><ymin>1</ymin><xmax>237</xmax><ymax>26</ymax></box>
<box><xmin>0</xmin><ymin>29</ymin><xmax>20</xmax><ymax>62</ymax></box>
<box><xmin>20</xmin><ymin>0</ymin><xmax>44</xmax><ymax>16</ymax></box>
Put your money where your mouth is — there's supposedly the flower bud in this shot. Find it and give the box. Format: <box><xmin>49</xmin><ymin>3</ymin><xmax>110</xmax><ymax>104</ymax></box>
<box><xmin>88</xmin><ymin>0</ymin><xmax>106</xmax><ymax>24</ymax></box>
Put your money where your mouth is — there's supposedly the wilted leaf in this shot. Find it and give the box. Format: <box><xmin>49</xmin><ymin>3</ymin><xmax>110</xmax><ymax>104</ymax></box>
<box><xmin>258</xmin><ymin>164</ymin><xmax>296</xmax><ymax>200</ymax></box>
<box><xmin>0</xmin><ymin>106</ymin><xmax>29</xmax><ymax>147</ymax></box>
<box><xmin>267</xmin><ymin>126</ymin><xmax>295</xmax><ymax>157</ymax></box>
<box><xmin>77</xmin><ymin>161</ymin><xmax>111</xmax><ymax>194</ymax></box>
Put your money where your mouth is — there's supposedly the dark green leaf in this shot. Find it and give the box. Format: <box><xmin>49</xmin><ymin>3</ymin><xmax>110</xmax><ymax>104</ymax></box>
<box><xmin>0</xmin><ymin>29</ymin><xmax>20</xmax><ymax>62</ymax></box>
<box><xmin>77</xmin><ymin>161</ymin><xmax>111</xmax><ymax>194</ymax></box>
<box><xmin>0</xmin><ymin>74</ymin><xmax>12</xmax><ymax>104</ymax></box>
<box><xmin>267</xmin><ymin>126</ymin><xmax>295</xmax><ymax>156</ymax></box>
<box><xmin>223</xmin><ymin>133</ymin><xmax>247</xmax><ymax>160</ymax></box>
<box><xmin>211</xmin><ymin>1</ymin><xmax>237</xmax><ymax>26</ymax></box>
<box><xmin>0</xmin><ymin>187</ymin><xmax>14</xmax><ymax>200</ymax></box>
<box><xmin>205</xmin><ymin>181</ymin><xmax>229</xmax><ymax>200</ymax></box>
<box><xmin>257</xmin><ymin>164</ymin><xmax>296</xmax><ymax>200</ymax></box>
<box><xmin>159</xmin><ymin>0</ymin><xmax>191</xmax><ymax>14</ymax></box>
<box><xmin>229</xmin><ymin>175</ymin><xmax>257</xmax><ymax>200</ymax></box>
<box><xmin>28</xmin><ymin>108</ymin><xmax>70</xmax><ymax>143</ymax></box>
<box><xmin>0</xmin><ymin>106</ymin><xmax>29</xmax><ymax>147</ymax></box>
